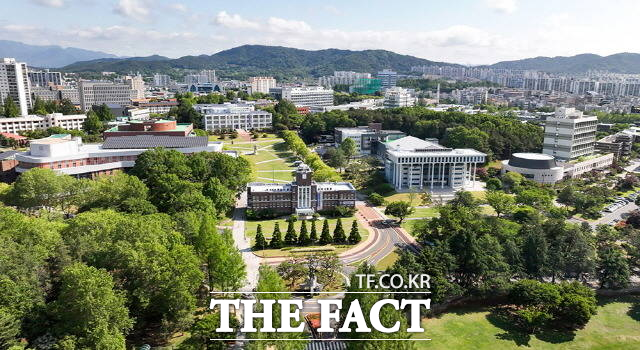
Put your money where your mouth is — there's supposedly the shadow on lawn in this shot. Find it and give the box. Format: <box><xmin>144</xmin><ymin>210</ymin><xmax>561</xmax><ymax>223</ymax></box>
<box><xmin>485</xmin><ymin>309</ymin><xmax>576</xmax><ymax>347</ymax></box>
<box><xmin>629</xmin><ymin>302</ymin><xmax>640</xmax><ymax>322</ymax></box>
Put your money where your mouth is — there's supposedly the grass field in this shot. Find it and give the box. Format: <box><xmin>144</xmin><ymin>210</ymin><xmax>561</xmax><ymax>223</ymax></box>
<box><xmin>245</xmin><ymin>217</ymin><xmax>368</xmax><ymax>257</ymax></box>
<box><xmin>414</xmin><ymin>295</ymin><xmax>640</xmax><ymax>349</ymax></box>
<box><xmin>237</xmin><ymin>138</ymin><xmax>299</xmax><ymax>183</ymax></box>
<box><xmin>375</xmin><ymin>250</ymin><xmax>400</xmax><ymax>270</ymax></box>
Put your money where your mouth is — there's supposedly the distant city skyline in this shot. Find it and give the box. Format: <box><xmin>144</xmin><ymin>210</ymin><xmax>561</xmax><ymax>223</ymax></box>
<box><xmin>3</xmin><ymin>0</ymin><xmax>640</xmax><ymax>65</ymax></box>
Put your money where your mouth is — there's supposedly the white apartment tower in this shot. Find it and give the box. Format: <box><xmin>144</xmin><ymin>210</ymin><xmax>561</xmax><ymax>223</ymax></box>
<box><xmin>125</xmin><ymin>75</ymin><xmax>145</xmax><ymax>99</ymax></box>
<box><xmin>542</xmin><ymin>107</ymin><xmax>598</xmax><ymax>162</ymax></box>
<box><xmin>78</xmin><ymin>80</ymin><xmax>132</xmax><ymax>112</ymax></box>
<box><xmin>384</xmin><ymin>87</ymin><xmax>416</xmax><ymax>108</ymax></box>
<box><xmin>0</xmin><ymin>58</ymin><xmax>32</xmax><ymax>116</ymax></box>
<box><xmin>248</xmin><ymin>77</ymin><xmax>276</xmax><ymax>94</ymax></box>
<box><xmin>377</xmin><ymin>69</ymin><xmax>398</xmax><ymax>89</ymax></box>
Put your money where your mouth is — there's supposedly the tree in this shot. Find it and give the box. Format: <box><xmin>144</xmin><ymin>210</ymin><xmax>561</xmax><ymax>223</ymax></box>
<box><xmin>270</xmin><ymin>222</ymin><xmax>283</xmax><ymax>249</ymax></box>
<box><xmin>369</xmin><ymin>192</ymin><xmax>385</xmax><ymax>206</ymax></box>
<box><xmin>385</xmin><ymin>201</ymin><xmax>415</xmax><ymax>224</ymax></box>
<box><xmin>443</xmin><ymin>126</ymin><xmax>491</xmax><ymax>155</ymax></box>
<box><xmin>298</xmin><ymin>220</ymin><xmax>311</xmax><ymax>246</ymax></box>
<box><xmin>59</xmin><ymin>98</ymin><xmax>78</xmax><ymax>114</ymax></box>
<box><xmin>277</xmin><ymin>258</ymin><xmax>309</xmax><ymax>290</ymax></box>
<box><xmin>2</xmin><ymin>97</ymin><xmax>19</xmax><ymax>117</ymax></box>
<box><xmin>516</xmin><ymin>188</ymin><xmax>553</xmax><ymax>208</ymax></box>
<box><xmin>597</xmin><ymin>245</ymin><xmax>630</xmax><ymax>289</ymax></box>
<box><xmin>326</xmin><ymin>148</ymin><xmax>347</xmax><ymax>171</ymax></box>
<box><xmin>486</xmin><ymin>190</ymin><xmax>515</xmax><ymax>217</ymax></box>
<box><xmin>319</xmin><ymin>219</ymin><xmax>332</xmax><ymax>244</ymax></box>
<box><xmin>420</xmin><ymin>190</ymin><xmax>432</xmax><ymax>206</ymax></box>
<box><xmin>284</xmin><ymin>219</ymin><xmax>298</xmax><ymax>246</ymax></box>
<box><xmin>82</xmin><ymin>111</ymin><xmax>103</xmax><ymax>135</ymax></box>
<box><xmin>202</xmin><ymin>177</ymin><xmax>236</xmax><ymax>216</ymax></box>
<box><xmin>7</xmin><ymin>167</ymin><xmax>73</xmax><ymax>211</ymax></box>
<box><xmin>348</xmin><ymin>220</ymin><xmax>361</xmax><ymax>244</ymax></box>
<box><xmin>190</xmin><ymin>311</ymin><xmax>239</xmax><ymax>349</ymax></box>
<box><xmin>0</xmin><ymin>309</ymin><xmax>19</xmax><ymax>349</ymax></box>
<box><xmin>205</xmin><ymin>229</ymin><xmax>247</xmax><ymax>292</ymax></box>
<box><xmin>333</xmin><ymin>218</ymin><xmax>347</xmax><ymax>243</ymax></box>
<box><xmin>340</xmin><ymin>137</ymin><xmax>357</xmax><ymax>161</ymax></box>
<box><xmin>309</xmin><ymin>219</ymin><xmax>318</xmax><ymax>243</ymax></box>
<box><xmin>522</xmin><ymin>226</ymin><xmax>548</xmax><ymax>279</ymax></box>
<box><xmin>31</xmin><ymin>96</ymin><xmax>48</xmax><ymax>115</ymax></box>
<box><xmin>79</xmin><ymin>172</ymin><xmax>154</xmax><ymax>214</ymax></box>
<box><xmin>254</xmin><ymin>224</ymin><xmax>267</xmax><ymax>250</ymax></box>
<box><xmin>485</xmin><ymin>177</ymin><xmax>502</xmax><ymax>191</ymax></box>
<box><xmin>51</xmin><ymin>263</ymin><xmax>133</xmax><ymax>349</ymax></box>
<box><xmin>92</xmin><ymin>103</ymin><xmax>115</xmax><ymax>121</ymax></box>
<box><xmin>502</xmin><ymin>172</ymin><xmax>524</xmax><ymax>192</ymax></box>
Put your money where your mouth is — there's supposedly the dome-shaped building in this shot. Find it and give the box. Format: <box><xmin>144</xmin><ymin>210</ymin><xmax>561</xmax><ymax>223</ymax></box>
<box><xmin>501</xmin><ymin>153</ymin><xmax>564</xmax><ymax>184</ymax></box>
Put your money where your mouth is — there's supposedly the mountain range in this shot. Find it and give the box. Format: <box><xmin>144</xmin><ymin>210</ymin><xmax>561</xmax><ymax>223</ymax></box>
<box><xmin>4</xmin><ymin>40</ymin><xmax>640</xmax><ymax>76</ymax></box>
<box><xmin>487</xmin><ymin>53</ymin><xmax>640</xmax><ymax>74</ymax></box>
<box><xmin>61</xmin><ymin>45</ymin><xmax>458</xmax><ymax>78</ymax></box>
<box><xmin>0</xmin><ymin>40</ymin><xmax>118</xmax><ymax>68</ymax></box>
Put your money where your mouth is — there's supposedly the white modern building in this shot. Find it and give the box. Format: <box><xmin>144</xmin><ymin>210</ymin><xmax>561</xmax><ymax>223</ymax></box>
<box><xmin>127</xmin><ymin>108</ymin><xmax>150</xmax><ymax>120</ymax></box>
<box><xmin>0</xmin><ymin>113</ymin><xmax>86</xmax><ymax>134</ymax></box>
<box><xmin>153</xmin><ymin>74</ymin><xmax>171</xmax><ymax>87</ymax></box>
<box><xmin>248</xmin><ymin>77</ymin><xmax>276</xmax><ymax>94</ymax></box>
<box><xmin>563</xmin><ymin>153</ymin><xmax>615</xmax><ymax>178</ymax></box>
<box><xmin>318</xmin><ymin>71</ymin><xmax>372</xmax><ymax>88</ymax></box>
<box><xmin>15</xmin><ymin>134</ymin><xmax>224</xmax><ymax>178</ymax></box>
<box><xmin>384</xmin><ymin>87</ymin><xmax>416</xmax><ymax>108</ymax></box>
<box><xmin>272</xmin><ymin>86</ymin><xmax>334</xmax><ymax>107</ymax></box>
<box><xmin>195</xmin><ymin>103</ymin><xmax>272</xmax><ymax>131</ymax></box>
<box><xmin>542</xmin><ymin>107</ymin><xmax>598</xmax><ymax>162</ymax></box>
<box><xmin>78</xmin><ymin>80</ymin><xmax>132</xmax><ymax>112</ymax></box>
<box><xmin>309</xmin><ymin>98</ymin><xmax>384</xmax><ymax>113</ymax></box>
<box><xmin>501</xmin><ymin>153</ymin><xmax>565</xmax><ymax>184</ymax></box>
<box><xmin>0</xmin><ymin>58</ymin><xmax>32</xmax><ymax>116</ymax></box>
<box><xmin>382</xmin><ymin>136</ymin><xmax>486</xmax><ymax>191</ymax></box>
<box><xmin>334</xmin><ymin>123</ymin><xmax>406</xmax><ymax>155</ymax></box>
<box><xmin>377</xmin><ymin>69</ymin><xmax>398</xmax><ymax>89</ymax></box>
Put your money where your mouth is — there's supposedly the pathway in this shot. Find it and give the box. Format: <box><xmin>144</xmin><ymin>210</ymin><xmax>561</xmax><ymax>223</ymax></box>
<box><xmin>231</xmin><ymin>191</ymin><xmax>262</xmax><ymax>291</ymax></box>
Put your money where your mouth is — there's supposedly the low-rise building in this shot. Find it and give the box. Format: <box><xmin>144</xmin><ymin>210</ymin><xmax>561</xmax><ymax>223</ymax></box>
<box><xmin>563</xmin><ymin>153</ymin><xmax>615</xmax><ymax>178</ymax></box>
<box><xmin>334</xmin><ymin>123</ymin><xmax>405</xmax><ymax>155</ymax></box>
<box><xmin>15</xmin><ymin>134</ymin><xmax>223</xmax><ymax>178</ymax></box>
<box><xmin>309</xmin><ymin>99</ymin><xmax>383</xmax><ymax>113</ymax></box>
<box><xmin>195</xmin><ymin>103</ymin><xmax>272</xmax><ymax>131</ymax></box>
<box><xmin>381</xmin><ymin>136</ymin><xmax>486</xmax><ymax>191</ymax></box>
<box><xmin>0</xmin><ymin>113</ymin><xmax>86</xmax><ymax>134</ymax></box>
<box><xmin>247</xmin><ymin>163</ymin><xmax>356</xmax><ymax>215</ymax></box>
<box><xmin>595</xmin><ymin>133</ymin><xmax>632</xmax><ymax>158</ymax></box>
<box><xmin>0</xmin><ymin>151</ymin><xmax>19</xmax><ymax>183</ymax></box>
<box><xmin>501</xmin><ymin>153</ymin><xmax>565</xmax><ymax>184</ymax></box>
<box><xmin>103</xmin><ymin>120</ymin><xmax>193</xmax><ymax>139</ymax></box>
<box><xmin>384</xmin><ymin>87</ymin><xmax>416</xmax><ymax>108</ymax></box>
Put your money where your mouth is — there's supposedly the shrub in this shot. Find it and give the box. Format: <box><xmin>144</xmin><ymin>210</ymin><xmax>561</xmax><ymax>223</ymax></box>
<box><xmin>368</xmin><ymin>193</ymin><xmax>385</xmax><ymax>206</ymax></box>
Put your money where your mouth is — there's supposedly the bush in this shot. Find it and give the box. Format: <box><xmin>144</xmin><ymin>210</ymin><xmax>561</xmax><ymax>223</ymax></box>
<box><xmin>373</xmin><ymin>183</ymin><xmax>395</xmax><ymax>196</ymax></box>
<box><xmin>246</xmin><ymin>208</ymin><xmax>280</xmax><ymax>220</ymax></box>
<box><xmin>318</xmin><ymin>206</ymin><xmax>356</xmax><ymax>218</ymax></box>
<box><xmin>368</xmin><ymin>193</ymin><xmax>385</xmax><ymax>206</ymax></box>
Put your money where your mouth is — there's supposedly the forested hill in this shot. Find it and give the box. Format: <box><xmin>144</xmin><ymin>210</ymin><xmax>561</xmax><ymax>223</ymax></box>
<box><xmin>488</xmin><ymin>53</ymin><xmax>640</xmax><ymax>74</ymax></box>
<box><xmin>62</xmin><ymin>45</ymin><xmax>460</xmax><ymax>78</ymax></box>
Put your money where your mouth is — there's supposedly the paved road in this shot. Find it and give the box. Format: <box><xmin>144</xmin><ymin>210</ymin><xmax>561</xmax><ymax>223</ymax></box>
<box><xmin>231</xmin><ymin>191</ymin><xmax>262</xmax><ymax>291</ymax></box>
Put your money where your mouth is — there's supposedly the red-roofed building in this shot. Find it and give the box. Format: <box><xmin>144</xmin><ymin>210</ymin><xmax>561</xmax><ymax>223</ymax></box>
<box><xmin>0</xmin><ymin>132</ymin><xmax>28</xmax><ymax>146</ymax></box>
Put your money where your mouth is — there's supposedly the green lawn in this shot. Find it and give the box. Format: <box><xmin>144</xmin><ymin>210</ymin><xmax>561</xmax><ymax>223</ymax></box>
<box><xmin>255</xmin><ymin>170</ymin><xmax>294</xmax><ymax>182</ymax></box>
<box><xmin>375</xmin><ymin>250</ymin><xmax>400</xmax><ymax>270</ymax></box>
<box><xmin>239</xmin><ymin>138</ymin><xmax>299</xmax><ymax>182</ymax></box>
<box><xmin>245</xmin><ymin>217</ymin><xmax>368</xmax><ymax>257</ymax></box>
<box><xmin>414</xmin><ymin>296</ymin><xmax>640</xmax><ymax>349</ymax></box>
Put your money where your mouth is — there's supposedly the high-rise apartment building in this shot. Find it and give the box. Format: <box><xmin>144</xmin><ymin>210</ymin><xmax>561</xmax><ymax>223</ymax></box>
<box><xmin>125</xmin><ymin>75</ymin><xmax>145</xmax><ymax>99</ymax></box>
<box><xmin>248</xmin><ymin>77</ymin><xmax>276</xmax><ymax>94</ymax></box>
<box><xmin>153</xmin><ymin>74</ymin><xmax>171</xmax><ymax>87</ymax></box>
<box><xmin>0</xmin><ymin>58</ymin><xmax>32</xmax><ymax>116</ymax></box>
<box><xmin>542</xmin><ymin>107</ymin><xmax>598</xmax><ymax>162</ymax></box>
<box><xmin>377</xmin><ymin>69</ymin><xmax>398</xmax><ymax>89</ymax></box>
<box><xmin>28</xmin><ymin>69</ymin><xmax>62</xmax><ymax>87</ymax></box>
<box><xmin>78</xmin><ymin>80</ymin><xmax>132</xmax><ymax>111</ymax></box>
<box><xmin>318</xmin><ymin>71</ymin><xmax>372</xmax><ymax>88</ymax></box>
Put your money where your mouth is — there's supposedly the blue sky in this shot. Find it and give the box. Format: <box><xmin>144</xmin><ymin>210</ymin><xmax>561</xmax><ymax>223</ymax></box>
<box><xmin>2</xmin><ymin>0</ymin><xmax>640</xmax><ymax>64</ymax></box>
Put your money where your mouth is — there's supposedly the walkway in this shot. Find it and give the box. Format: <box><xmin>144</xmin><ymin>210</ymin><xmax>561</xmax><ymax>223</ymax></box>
<box><xmin>231</xmin><ymin>191</ymin><xmax>262</xmax><ymax>291</ymax></box>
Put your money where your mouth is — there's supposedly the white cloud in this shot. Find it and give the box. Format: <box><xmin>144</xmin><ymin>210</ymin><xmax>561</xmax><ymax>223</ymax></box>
<box><xmin>213</xmin><ymin>11</ymin><xmax>260</xmax><ymax>30</ymax></box>
<box><xmin>113</xmin><ymin>0</ymin><xmax>150</xmax><ymax>21</ymax></box>
<box><xmin>266</xmin><ymin>17</ymin><xmax>312</xmax><ymax>34</ymax></box>
<box><xmin>168</xmin><ymin>3</ymin><xmax>187</xmax><ymax>13</ymax></box>
<box><xmin>30</xmin><ymin>0</ymin><xmax>65</xmax><ymax>8</ymax></box>
<box><xmin>486</xmin><ymin>0</ymin><xmax>517</xmax><ymax>14</ymax></box>
<box><xmin>322</xmin><ymin>5</ymin><xmax>341</xmax><ymax>16</ymax></box>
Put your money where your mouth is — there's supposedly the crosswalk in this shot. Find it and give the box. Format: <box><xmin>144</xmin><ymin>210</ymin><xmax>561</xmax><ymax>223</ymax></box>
<box><xmin>305</xmin><ymin>340</ymin><xmax>347</xmax><ymax>350</ymax></box>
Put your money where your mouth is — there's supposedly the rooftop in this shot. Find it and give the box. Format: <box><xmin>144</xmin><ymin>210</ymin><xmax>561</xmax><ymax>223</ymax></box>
<box><xmin>102</xmin><ymin>135</ymin><xmax>209</xmax><ymax>149</ymax></box>
<box><xmin>385</xmin><ymin>136</ymin><xmax>486</xmax><ymax>157</ymax></box>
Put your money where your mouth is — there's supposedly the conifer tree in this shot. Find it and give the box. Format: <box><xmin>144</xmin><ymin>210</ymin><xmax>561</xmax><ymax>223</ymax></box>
<box><xmin>348</xmin><ymin>220</ymin><xmax>361</xmax><ymax>244</ymax></box>
<box><xmin>269</xmin><ymin>222</ymin><xmax>282</xmax><ymax>249</ymax></box>
<box><xmin>254</xmin><ymin>224</ymin><xmax>267</xmax><ymax>250</ymax></box>
<box><xmin>284</xmin><ymin>220</ymin><xmax>298</xmax><ymax>246</ymax></box>
<box><xmin>298</xmin><ymin>220</ymin><xmax>311</xmax><ymax>245</ymax></box>
<box><xmin>333</xmin><ymin>218</ymin><xmax>346</xmax><ymax>244</ymax></box>
<box><xmin>319</xmin><ymin>219</ymin><xmax>332</xmax><ymax>244</ymax></box>
<box><xmin>309</xmin><ymin>219</ymin><xmax>318</xmax><ymax>243</ymax></box>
